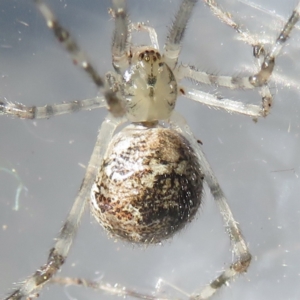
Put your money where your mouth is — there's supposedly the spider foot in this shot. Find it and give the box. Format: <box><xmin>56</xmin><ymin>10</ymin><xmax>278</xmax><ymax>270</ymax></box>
<box><xmin>0</xmin><ymin>98</ymin><xmax>35</xmax><ymax>119</ymax></box>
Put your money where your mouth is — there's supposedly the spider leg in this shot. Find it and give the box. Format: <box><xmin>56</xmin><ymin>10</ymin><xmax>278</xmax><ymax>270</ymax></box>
<box><xmin>49</xmin><ymin>276</ymin><xmax>164</xmax><ymax>300</ymax></box>
<box><xmin>177</xmin><ymin>70</ymin><xmax>270</xmax><ymax>118</ymax></box>
<box><xmin>111</xmin><ymin>0</ymin><xmax>130</xmax><ymax>74</ymax></box>
<box><xmin>1</xmin><ymin>0</ymin><xmax>132</xmax><ymax>120</ymax></box>
<box><xmin>34</xmin><ymin>0</ymin><xmax>125</xmax><ymax>117</ymax></box>
<box><xmin>177</xmin><ymin>1</ymin><xmax>300</xmax><ymax>118</ymax></box>
<box><xmin>4</xmin><ymin>115</ymin><xmax>125</xmax><ymax>300</ymax></box>
<box><xmin>170</xmin><ymin>111</ymin><xmax>251</xmax><ymax>299</ymax></box>
<box><xmin>109</xmin><ymin>3</ymin><xmax>159</xmax><ymax>50</ymax></box>
<box><xmin>203</xmin><ymin>0</ymin><xmax>300</xmax><ymax>66</ymax></box>
<box><xmin>210</xmin><ymin>0</ymin><xmax>300</xmax><ymax>88</ymax></box>
<box><xmin>203</xmin><ymin>0</ymin><xmax>261</xmax><ymax>48</ymax></box>
<box><xmin>163</xmin><ymin>0</ymin><xmax>197</xmax><ymax>70</ymax></box>
<box><xmin>249</xmin><ymin>2</ymin><xmax>300</xmax><ymax>87</ymax></box>
<box><xmin>179</xmin><ymin>84</ymin><xmax>262</xmax><ymax>118</ymax></box>
<box><xmin>186</xmin><ymin>0</ymin><xmax>272</xmax><ymax>108</ymax></box>
<box><xmin>176</xmin><ymin>64</ymin><xmax>256</xmax><ymax>89</ymax></box>
<box><xmin>0</xmin><ymin>97</ymin><xmax>105</xmax><ymax>119</ymax></box>
<box><xmin>198</xmin><ymin>0</ymin><xmax>300</xmax><ymax>116</ymax></box>
<box><xmin>202</xmin><ymin>0</ymin><xmax>279</xmax><ymax>109</ymax></box>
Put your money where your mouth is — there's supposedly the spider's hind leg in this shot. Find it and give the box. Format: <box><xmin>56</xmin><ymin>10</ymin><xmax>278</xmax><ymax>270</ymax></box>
<box><xmin>4</xmin><ymin>116</ymin><xmax>124</xmax><ymax>300</ymax></box>
<box><xmin>170</xmin><ymin>112</ymin><xmax>251</xmax><ymax>300</ymax></box>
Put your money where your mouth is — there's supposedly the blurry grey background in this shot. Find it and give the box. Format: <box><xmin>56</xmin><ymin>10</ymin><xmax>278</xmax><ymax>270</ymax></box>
<box><xmin>1</xmin><ymin>0</ymin><xmax>300</xmax><ymax>299</ymax></box>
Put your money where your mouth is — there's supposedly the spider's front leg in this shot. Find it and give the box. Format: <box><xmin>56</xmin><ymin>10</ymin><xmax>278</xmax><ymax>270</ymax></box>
<box><xmin>0</xmin><ymin>0</ymin><xmax>129</xmax><ymax>120</ymax></box>
<box><xmin>34</xmin><ymin>0</ymin><xmax>127</xmax><ymax>118</ymax></box>
<box><xmin>4</xmin><ymin>115</ymin><xmax>124</xmax><ymax>300</ymax></box>
<box><xmin>248</xmin><ymin>0</ymin><xmax>300</xmax><ymax>88</ymax></box>
<box><xmin>179</xmin><ymin>0</ymin><xmax>300</xmax><ymax>119</ymax></box>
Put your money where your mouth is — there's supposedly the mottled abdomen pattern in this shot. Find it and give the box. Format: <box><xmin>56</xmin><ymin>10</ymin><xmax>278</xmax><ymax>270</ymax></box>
<box><xmin>91</xmin><ymin>125</ymin><xmax>203</xmax><ymax>244</ymax></box>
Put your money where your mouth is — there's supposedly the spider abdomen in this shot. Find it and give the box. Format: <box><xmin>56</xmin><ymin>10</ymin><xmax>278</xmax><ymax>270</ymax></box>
<box><xmin>91</xmin><ymin>125</ymin><xmax>203</xmax><ymax>244</ymax></box>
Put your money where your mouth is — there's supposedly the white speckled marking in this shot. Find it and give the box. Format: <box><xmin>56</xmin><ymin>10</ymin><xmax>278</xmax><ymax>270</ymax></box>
<box><xmin>90</xmin><ymin>123</ymin><xmax>203</xmax><ymax>243</ymax></box>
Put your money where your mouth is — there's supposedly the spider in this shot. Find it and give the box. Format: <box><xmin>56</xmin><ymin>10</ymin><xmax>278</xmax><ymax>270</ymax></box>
<box><xmin>1</xmin><ymin>0</ymin><xmax>300</xmax><ymax>299</ymax></box>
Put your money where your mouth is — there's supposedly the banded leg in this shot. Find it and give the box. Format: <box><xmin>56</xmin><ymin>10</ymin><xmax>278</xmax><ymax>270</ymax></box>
<box><xmin>171</xmin><ymin>111</ymin><xmax>251</xmax><ymax>299</ymax></box>
<box><xmin>109</xmin><ymin>3</ymin><xmax>159</xmax><ymax>50</ymax></box>
<box><xmin>176</xmin><ymin>66</ymin><xmax>271</xmax><ymax>117</ymax></box>
<box><xmin>203</xmin><ymin>0</ymin><xmax>297</xmax><ymax>62</ymax></box>
<box><xmin>201</xmin><ymin>0</ymin><xmax>300</xmax><ymax>116</ymax></box>
<box><xmin>203</xmin><ymin>0</ymin><xmax>261</xmax><ymax>47</ymax></box>
<box><xmin>204</xmin><ymin>0</ymin><xmax>300</xmax><ymax>75</ymax></box>
<box><xmin>177</xmin><ymin>1</ymin><xmax>300</xmax><ymax>117</ymax></box>
<box><xmin>111</xmin><ymin>0</ymin><xmax>130</xmax><ymax>74</ymax></box>
<box><xmin>180</xmin><ymin>84</ymin><xmax>265</xmax><ymax>118</ymax></box>
<box><xmin>249</xmin><ymin>1</ymin><xmax>300</xmax><ymax>86</ymax></box>
<box><xmin>0</xmin><ymin>97</ymin><xmax>105</xmax><ymax>120</ymax></box>
<box><xmin>4</xmin><ymin>115</ymin><xmax>125</xmax><ymax>300</ymax></box>
<box><xmin>49</xmin><ymin>277</ymin><xmax>165</xmax><ymax>300</ymax></box>
<box><xmin>163</xmin><ymin>0</ymin><xmax>197</xmax><ymax>69</ymax></box>
<box><xmin>34</xmin><ymin>0</ymin><xmax>125</xmax><ymax>117</ymax></box>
